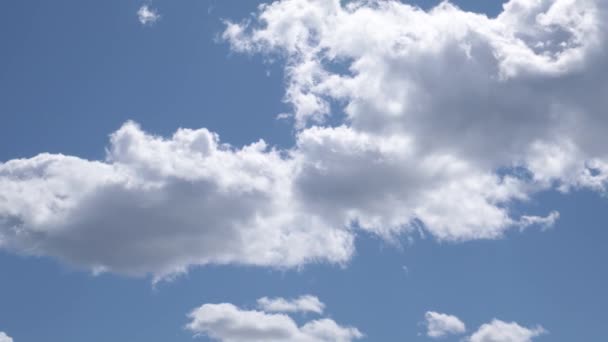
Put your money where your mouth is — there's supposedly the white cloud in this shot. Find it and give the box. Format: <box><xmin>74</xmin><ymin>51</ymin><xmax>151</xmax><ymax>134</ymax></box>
<box><xmin>0</xmin><ymin>332</ymin><xmax>13</xmax><ymax>342</ymax></box>
<box><xmin>137</xmin><ymin>5</ymin><xmax>160</xmax><ymax>25</ymax></box>
<box><xmin>0</xmin><ymin>122</ymin><xmax>353</xmax><ymax>280</ymax></box>
<box><xmin>222</xmin><ymin>0</ymin><xmax>608</xmax><ymax>238</ymax></box>
<box><xmin>468</xmin><ymin>319</ymin><xmax>546</xmax><ymax>342</ymax></box>
<box><xmin>2</xmin><ymin>0</ymin><xmax>608</xmax><ymax>278</ymax></box>
<box><xmin>257</xmin><ymin>295</ymin><xmax>325</xmax><ymax>314</ymax></box>
<box><xmin>186</xmin><ymin>297</ymin><xmax>362</xmax><ymax>342</ymax></box>
<box><xmin>519</xmin><ymin>211</ymin><xmax>560</xmax><ymax>231</ymax></box>
<box><xmin>422</xmin><ymin>313</ymin><xmax>546</xmax><ymax>342</ymax></box>
<box><xmin>424</xmin><ymin>311</ymin><xmax>466</xmax><ymax>338</ymax></box>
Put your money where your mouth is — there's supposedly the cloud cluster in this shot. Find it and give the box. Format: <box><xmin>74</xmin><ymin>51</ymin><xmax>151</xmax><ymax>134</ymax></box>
<box><xmin>186</xmin><ymin>296</ymin><xmax>362</xmax><ymax>342</ymax></box>
<box><xmin>0</xmin><ymin>332</ymin><xmax>12</xmax><ymax>342</ymax></box>
<box><xmin>1</xmin><ymin>0</ymin><xmax>608</xmax><ymax>278</ymax></box>
<box><xmin>424</xmin><ymin>312</ymin><xmax>545</xmax><ymax>341</ymax></box>
<box><xmin>224</xmin><ymin>0</ymin><xmax>608</xmax><ymax>236</ymax></box>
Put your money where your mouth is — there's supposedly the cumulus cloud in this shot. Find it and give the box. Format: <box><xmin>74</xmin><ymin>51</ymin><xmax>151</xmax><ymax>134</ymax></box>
<box><xmin>222</xmin><ymin>0</ymin><xmax>608</xmax><ymax>238</ymax></box>
<box><xmin>468</xmin><ymin>319</ymin><xmax>546</xmax><ymax>342</ymax></box>
<box><xmin>0</xmin><ymin>332</ymin><xmax>13</xmax><ymax>342</ymax></box>
<box><xmin>0</xmin><ymin>122</ymin><xmax>353</xmax><ymax>280</ymax></box>
<box><xmin>257</xmin><ymin>295</ymin><xmax>325</xmax><ymax>314</ymax></box>
<box><xmin>424</xmin><ymin>311</ymin><xmax>466</xmax><ymax>338</ymax></box>
<box><xmin>422</xmin><ymin>313</ymin><xmax>545</xmax><ymax>342</ymax></box>
<box><xmin>2</xmin><ymin>0</ymin><xmax>608</xmax><ymax>278</ymax></box>
<box><xmin>186</xmin><ymin>296</ymin><xmax>362</xmax><ymax>342</ymax></box>
<box><xmin>137</xmin><ymin>4</ymin><xmax>160</xmax><ymax>25</ymax></box>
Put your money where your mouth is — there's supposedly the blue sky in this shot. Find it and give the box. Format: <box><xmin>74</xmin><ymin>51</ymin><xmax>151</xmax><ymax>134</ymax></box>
<box><xmin>1</xmin><ymin>1</ymin><xmax>607</xmax><ymax>341</ymax></box>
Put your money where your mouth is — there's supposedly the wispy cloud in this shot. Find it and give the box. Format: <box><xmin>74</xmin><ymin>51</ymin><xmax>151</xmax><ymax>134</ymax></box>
<box><xmin>257</xmin><ymin>295</ymin><xmax>325</xmax><ymax>314</ymax></box>
<box><xmin>137</xmin><ymin>4</ymin><xmax>160</xmax><ymax>25</ymax></box>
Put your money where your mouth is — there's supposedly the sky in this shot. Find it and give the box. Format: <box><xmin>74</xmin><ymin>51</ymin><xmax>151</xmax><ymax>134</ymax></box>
<box><xmin>0</xmin><ymin>0</ymin><xmax>607</xmax><ymax>341</ymax></box>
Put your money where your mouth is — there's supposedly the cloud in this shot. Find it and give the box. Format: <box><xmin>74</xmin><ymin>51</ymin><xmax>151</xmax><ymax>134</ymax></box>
<box><xmin>424</xmin><ymin>311</ymin><xmax>466</xmax><ymax>338</ymax></box>
<box><xmin>2</xmin><ymin>0</ymin><xmax>608</xmax><ymax>278</ymax></box>
<box><xmin>422</xmin><ymin>313</ymin><xmax>545</xmax><ymax>342</ymax></box>
<box><xmin>519</xmin><ymin>211</ymin><xmax>560</xmax><ymax>231</ymax></box>
<box><xmin>257</xmin><ymin>295</ymin><xmax>325</xmax><ymax>314</ymax></box>
<box><xmin>222</xmin><ymin>0</ymin><xmax>608</xmax><ymax>237</ymax></box>
<box><xmin>0</xmin><ymin>332</ymin><xmax>13</xmax><ymax>342</ymax></box>
<box><xmin>186</xmin><ymin>297</ymin><xmax>362</xmax><ymax>342</ymax></box>
<box><xmin>0</xmin><ymin>122</ymin><xmax>353</xmax><ymax>280</ymax></box>
<box><xmin>468</xmin><ymin>319</ymin><xmax>546</xmax><ymax>342</ymax></box>
<box><xmin>137</xmin><ymin>5</ymin><xmax>160</xmax><ymax>25</ymax></box>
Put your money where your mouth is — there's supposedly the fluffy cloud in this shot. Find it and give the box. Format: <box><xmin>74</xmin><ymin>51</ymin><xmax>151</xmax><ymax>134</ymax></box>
<box><xmin>424</xmin><ymin>311</ymin><xmax>466</xmax><ymax>338</ymax></box>
<box><xmin>468</xmin><ymin>320</ymin><xmax>546</xmax><ymax>342</ymax></box>
<box><xmin>2</xmin><ymin>0</ymin><xmax>608</xmax><ymax>278</ymax></box>
<box><xmin>137</xmin><ymin>5</ymin><xmax>160</xmax><ymax>25</ymax></box>
<box><xmin>0</xmin><ymin>332</ymin><xmax>13</xmax><ymax>342</ymax></box>
<box><xmin>0</xmin><ymin>122</ymin><xmax>353</xmax><ymax>280</ymax></box>
<box><xmin>293</xmin><ymin>126</ymin><xmax>544</xmax><ymax>240</ymax></box>
<box><xmin>257</xmin><ymin>295</ymin><xmax>325</xmax><ymax>314</ymax></box>
<box><xmin>186</xmin><ymin>296</ymin><xmax>362</xmax><ymax>342</ymax></box>
<box><xmin>223</xmin><ymin>0</ymin><xmax>608</xmax><ymax>237</ymax></box>
<box><xmin>422</xmin><ymin>313</ymin><xmax>545</xmax><ymax>342</ymax></box>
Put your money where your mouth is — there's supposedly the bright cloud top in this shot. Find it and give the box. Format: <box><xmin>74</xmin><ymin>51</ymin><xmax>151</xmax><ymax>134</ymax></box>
<box><xmin>0</xmin><ymin>332</ymin><xmax>12</xmax><ymax>342</ymax></box>
<box><xmin>1</xmin><ymin>0</ymin><xmax>608</xmax><ymax>279</ymax></box>
<box><xmin>186</xmin><ymin>296</ymin><xmax>362</xmax><ymax>342</ymax></box>
<box><xmin>257</xmin><ymin>295</ymin><xmax>325</xmax><ymax>314</ymax></box>
<box><xmin>425</xmin><ymin>311</ymin><xmax>466</xmax><ymax>338</ymax></box>
<box><xmin>468</xmin><ymin>319</ymin><xmax>546</xmax><ymax>342</ymax></box>
<box><xmin>137</xmin><ymin>4</ymin><xmax>160</xmax><ymax>25</ymax></box>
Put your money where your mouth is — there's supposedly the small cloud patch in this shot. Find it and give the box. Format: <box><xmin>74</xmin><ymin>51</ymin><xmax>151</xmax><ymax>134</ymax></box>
<box><xmin>137</xmin><ymin>5</ymin><xmax>160</xmax><ymax>25</ymax></box>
